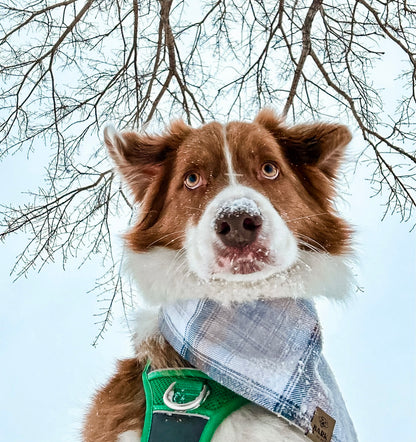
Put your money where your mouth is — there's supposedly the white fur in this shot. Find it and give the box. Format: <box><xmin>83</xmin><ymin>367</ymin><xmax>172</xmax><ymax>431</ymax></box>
<box><xmin>128</xmin><ymin>247</ymin><xmax>353</xmax><ymax>308</ymax></box>
<box><xmin>117</xmin><ymin>430</ymin><xmax>141</xmax><ymax>442</ymax></box>
<box><xmin>222</xmin><ymin>124</ymin><xmax>238</xmax><ymax>185</ymax></box>
<box><xmin>213</xmin><ymin>404</ymin><xmax>308</xmax><ymax>441</ymax></box>
<box><xmin>133</xmin><ymin>306</ymin><xmax>160</xmax><ymax>345</ymax></box>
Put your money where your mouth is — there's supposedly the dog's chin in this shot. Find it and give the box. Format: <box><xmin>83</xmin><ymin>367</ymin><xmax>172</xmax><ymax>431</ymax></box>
<box><xmin>209</xmin><ymin>254</ymin><xmax>294</xmax><ymax>283</ymax></box>
<box><xmin>201</xmin><ymin>243</ymin><xmax>298</xmax><ymax>283</ymax></box>
<box><xmin>210</xmin><ymin>262</ymin><xmax>284</xmax><ymax>283</ymax></box>
<box><xmin>213</xmin><ymin>244</ymin><xmax>270</xmax><ymax>273</ymax></box>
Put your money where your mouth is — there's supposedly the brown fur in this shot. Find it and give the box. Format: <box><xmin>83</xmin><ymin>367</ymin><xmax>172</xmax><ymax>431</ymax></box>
<box><xmin>83</xmin><ymin>358</ymin><xmax>145</xmax><ymax>442</ymax></box>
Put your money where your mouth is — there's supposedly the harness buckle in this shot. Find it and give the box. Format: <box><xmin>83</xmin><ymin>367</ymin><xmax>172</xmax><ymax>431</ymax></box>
<box><xmin>163</xmin><ymin>381</ymin><xmax>210</xmax><ymax>411</ymax></box>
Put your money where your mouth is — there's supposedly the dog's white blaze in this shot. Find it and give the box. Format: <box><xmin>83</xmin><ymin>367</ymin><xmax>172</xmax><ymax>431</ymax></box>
<box><xmin>222</xmin><ymin>124</ymin><xmax>238</xmax><ymax>185</ymax></box>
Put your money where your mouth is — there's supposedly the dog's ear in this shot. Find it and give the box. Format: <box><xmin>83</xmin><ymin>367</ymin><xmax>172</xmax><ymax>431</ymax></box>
<box><xmin>104</xmin><ymin>120</ymin><xmax>192</xmax><ymax>202</ymax></box>
<box><xmin>255</xmin><ymin>109</ymin><xmax>351</xmax><ymax>179</ymax></box>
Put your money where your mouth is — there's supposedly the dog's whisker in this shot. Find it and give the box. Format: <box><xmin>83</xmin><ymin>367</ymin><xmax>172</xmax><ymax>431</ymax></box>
<box><xmin>164</xmin><ymin>234</ymin><xmax>186</xmax><ymax>247</ymax></box>
<box><xmin>297</xmin><ymin>239</ymin><xmax>323</xmax><ymax>254</ymax></box>
<box><xmin>286</xmin><ymin>212</ymin><xmax>329</xmax><ymax>223</ymax></box>
<box><xmin>166</xmin><ymin>250</ymin><xmax>186</xmax><ymax>277</ymax></box>
<box><xmin>171</xmin><ymin>257</ymin><xmax>191</xmax><ymax>279</ymax></box>
<box><xmin>170</xmin><ymin>248</ymin><xmax>186</xmax><ymax>266</ymax></box>
<box><xmin>183</xmin><ymin>205</ymin><xmax>204</xmax><ymax>212</ymax></box>
<box><xmin>146</xmin><ymin>231</ymin><xmax>184</xmax><ymax>248</ymax></box>
<box><xmin>296</xmin><ymin>233</ymin><xmax>328</xmax><ymax>253</ymax></box>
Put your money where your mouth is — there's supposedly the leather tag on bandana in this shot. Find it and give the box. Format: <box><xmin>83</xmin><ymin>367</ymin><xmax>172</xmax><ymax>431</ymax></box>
<box><xmin>307</xmin><ymin>407</ymin><xmax>336</xmax><ymax>442</ymax></box>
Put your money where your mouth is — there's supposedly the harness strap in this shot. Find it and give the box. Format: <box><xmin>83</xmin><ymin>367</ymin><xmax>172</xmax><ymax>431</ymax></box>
<box><xmin>141</xmin><ymin>361</ymin><xmax>248</xmax><ymax>442</ymax></box>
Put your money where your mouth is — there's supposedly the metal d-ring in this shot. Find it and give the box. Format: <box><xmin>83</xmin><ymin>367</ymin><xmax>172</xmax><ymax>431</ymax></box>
<box><xmin>163</xmin><ymin>382</ymin><xmax>209</xmax><ymax>411</ymax></box>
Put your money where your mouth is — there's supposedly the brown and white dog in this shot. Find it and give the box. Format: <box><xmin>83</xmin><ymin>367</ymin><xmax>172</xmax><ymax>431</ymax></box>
<box><xmin>83</xmin><ymin>109</ymin><xmax>353</xmax><ymax>442</ymax></box>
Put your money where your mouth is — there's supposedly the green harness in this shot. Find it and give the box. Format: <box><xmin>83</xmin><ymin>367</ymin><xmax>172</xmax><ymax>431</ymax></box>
<box><xmin>141</xmin><ymin>361</ymin><xmax>248</xmax><ymax>442</ymax></box>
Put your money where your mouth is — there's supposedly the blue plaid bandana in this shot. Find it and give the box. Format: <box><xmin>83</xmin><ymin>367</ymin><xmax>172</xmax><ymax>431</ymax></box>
<box><xmin>159</xmin><ymin>298</ymin><xmax>357</xmax><ymax>442</ymax></box>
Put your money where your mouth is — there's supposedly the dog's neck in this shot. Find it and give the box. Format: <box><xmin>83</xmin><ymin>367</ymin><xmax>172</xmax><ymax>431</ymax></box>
<box><xmin>128</xmin><ymin>248</ymin><xmax>355</xmax><ymax>345</ymax></box>
<box><xmin>128</xmin><ymin>248</ymin><xmax>354</xmax><ymax>306</ymax></box>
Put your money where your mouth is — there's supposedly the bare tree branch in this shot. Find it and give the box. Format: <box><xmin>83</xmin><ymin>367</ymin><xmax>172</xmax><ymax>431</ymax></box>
<box><xmin>283</xmin><ymin>0</ymin><xmax>322</xmax><ymax>115</ymax></box>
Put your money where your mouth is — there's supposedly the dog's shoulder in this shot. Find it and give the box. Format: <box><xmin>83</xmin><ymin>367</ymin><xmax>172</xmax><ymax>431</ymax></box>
<box><xmin>83</xmin><ymin>358</ymin><xmax>145</xmax><ymax>442</ymax></box>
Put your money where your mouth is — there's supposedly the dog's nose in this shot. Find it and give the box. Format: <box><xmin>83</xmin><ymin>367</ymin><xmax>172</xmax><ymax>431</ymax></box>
<box><xmin>215</xmin><ymin>211</ymin><xmax>263</xmax><ymax>248</ymax></box>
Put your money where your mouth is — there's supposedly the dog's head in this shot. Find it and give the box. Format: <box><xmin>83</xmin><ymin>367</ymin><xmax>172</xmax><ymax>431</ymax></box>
<box><xmin>105</xmin><ymin>109</ymin><xmax>353</xmax><ymax>306</ymax></box>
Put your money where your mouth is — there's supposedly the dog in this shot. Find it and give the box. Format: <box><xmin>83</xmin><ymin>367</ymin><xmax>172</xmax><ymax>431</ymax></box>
<box><xmin>83</xmin><ymin>109</ymin><xmax>356</xmax><ymax>442</ymax></box>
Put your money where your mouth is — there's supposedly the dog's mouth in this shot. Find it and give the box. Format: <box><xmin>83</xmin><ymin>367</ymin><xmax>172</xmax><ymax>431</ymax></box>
<box><xmin>213</xmin><ymin>243</ymin><xmax>273</xmax><ymax>275</ymax></box>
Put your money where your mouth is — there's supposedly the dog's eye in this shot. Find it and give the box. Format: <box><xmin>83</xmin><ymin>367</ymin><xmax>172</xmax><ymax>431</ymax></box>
<box><xmin>184</xmin><ymin>172</ymin><xmax>202</xmax><ymax>189</ymax></box>
<box><xmin>261</xmin><ymin>162</ymin><xmax>279</xmax><ymax>180</ymax></box>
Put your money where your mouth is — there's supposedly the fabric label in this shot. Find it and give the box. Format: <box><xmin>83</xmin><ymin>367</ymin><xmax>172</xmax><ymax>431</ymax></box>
<box><xmin>307</xmin><ymin>407</ymin><xmax>336</xmax><ymax>442</ymax></box>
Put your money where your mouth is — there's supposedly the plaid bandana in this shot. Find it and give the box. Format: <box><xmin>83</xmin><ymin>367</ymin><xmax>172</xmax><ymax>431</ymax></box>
<box><xmin>159</xmin><ymin>298</ymin><xmax>357</xmax><ymax>442</ymax></box>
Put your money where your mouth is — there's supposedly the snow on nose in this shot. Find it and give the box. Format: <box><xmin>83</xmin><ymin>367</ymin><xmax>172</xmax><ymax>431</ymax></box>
<box><xmin>214</xmin><ymin>198</ymin><xmax>263</xmax><ymax>248</ymax></box>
